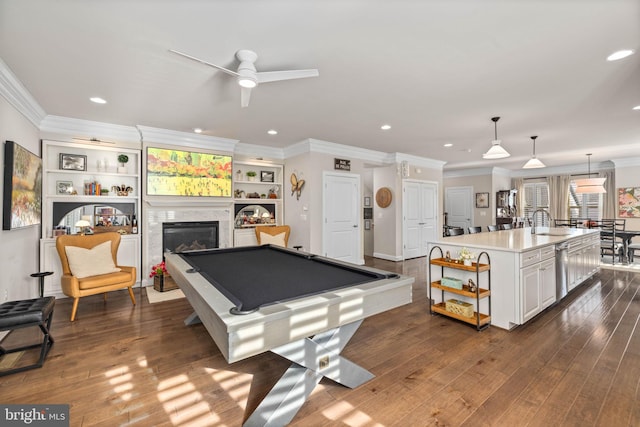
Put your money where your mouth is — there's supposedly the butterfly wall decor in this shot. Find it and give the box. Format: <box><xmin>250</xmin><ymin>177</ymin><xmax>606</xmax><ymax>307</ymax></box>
<box><xmin>290</xmin><ymin>173</ymin><xmax>305</xmax><ymax>200</ymax></box>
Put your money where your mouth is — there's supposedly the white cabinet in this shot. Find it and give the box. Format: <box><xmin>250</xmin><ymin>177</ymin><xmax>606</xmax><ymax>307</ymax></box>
<box><xmin>234</xmin><ymin>228</ymin><xmax>258</xmax><ymax>247</ymax></box>
<box><xmin>519</xmin><ymin>245</ymin><xmax>556</xmax><ymax>323</ymax></box>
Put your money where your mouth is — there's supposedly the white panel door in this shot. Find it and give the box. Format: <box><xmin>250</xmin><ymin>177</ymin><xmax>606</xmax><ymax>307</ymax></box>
<box><xmin>403</xmin><ymin>181</ymin><xmax>438</xmax><ymax>259</ymax></box>
<box><xmin>445</xmin><ymin>186</ymin><xmax>473</xmax><ymax>230</ymax></box>
<box><xmin>323</xmin><ymin>172</ymin><xmax>361</xmax><ymax>264</ymax></box>
<box><xmin>403</xmin><ymin>182</ymin><xmax>421</xmax><ymax>259</ymax></box>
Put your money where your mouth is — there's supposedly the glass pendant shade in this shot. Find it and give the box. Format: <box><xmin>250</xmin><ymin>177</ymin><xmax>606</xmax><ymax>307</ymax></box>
<box><xmin>523</xmin><ymin>157</ymin><xmax>546</xmax><ymax>169</ymax></box>
<box><xmin>483</xmin><ymin>117</ymin><xmax>510</xmax><ymax>159</ymax></box>
<box><xmin>522</xmin><ymin>135</ymin><xmax>545</xmax><ymax>168</ymax></box>
<box><xmin>482</xmin><ymin>141</ymin><xmax>510</xmax><ymax>159</ymax></box>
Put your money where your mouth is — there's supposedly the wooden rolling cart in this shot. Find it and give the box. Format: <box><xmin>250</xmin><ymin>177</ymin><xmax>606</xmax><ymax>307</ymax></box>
<box><xmin>428</xmin><ymin>246</ymin><xmax>491</xmax><ymax>331</ymax></box>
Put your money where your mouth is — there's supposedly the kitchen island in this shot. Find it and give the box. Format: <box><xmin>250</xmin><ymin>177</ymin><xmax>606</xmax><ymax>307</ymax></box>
<box><xmin>428</xmin><ymin>227</ymin><xmax>600</xmax><ymax>330</ymax></box>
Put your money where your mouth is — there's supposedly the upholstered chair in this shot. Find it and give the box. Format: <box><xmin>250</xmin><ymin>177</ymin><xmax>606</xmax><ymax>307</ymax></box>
<box><xmin>55</xmin><ymin>232</ymin><xmax>136</xmax><ymax>321</ymax></box>
<box><xmin>254</xmin><ymin>225</ymin><xmax>291</xmax><ymax>247</ymax></box>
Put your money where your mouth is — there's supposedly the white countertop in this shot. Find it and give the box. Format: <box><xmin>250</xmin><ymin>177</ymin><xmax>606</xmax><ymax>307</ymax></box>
<box><xmin>433</xmin><ymin>227</ymin><xmax>599</xmax><ymax>253</ymax></box>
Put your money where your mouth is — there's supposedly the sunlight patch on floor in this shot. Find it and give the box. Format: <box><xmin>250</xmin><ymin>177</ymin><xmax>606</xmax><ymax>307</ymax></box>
<box><xmin>157</xmin><ymin>374</ymin><xmax>220</xmax><ymax>426</ymax></box>
<box><xmin>105</xmin><ymin>366</ymin><xmax>133</xmax><ymax>401</ymax></box>
<box><xmin>207</xmin><ymin>367</ymin><xmax>253</xmax><ymax>402</ymax></box>
<box><xmin>322</xmin><ymin>400</ymin><xmax>386</xmax><ymax>427</ymax></box>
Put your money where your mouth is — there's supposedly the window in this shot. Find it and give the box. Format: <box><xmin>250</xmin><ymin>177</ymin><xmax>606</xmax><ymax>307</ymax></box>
<box><xmin>568</xmin><ymin>181</ymin><xmax>601</xmax><ymax>222</ymax></box>
<box><xmin>523</xmin><ymin>181</ymin><xmax>550</xmax><ymax>226</ymax></box>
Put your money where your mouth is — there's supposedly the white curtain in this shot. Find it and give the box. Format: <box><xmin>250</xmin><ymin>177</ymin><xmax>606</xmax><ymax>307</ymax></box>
<box><xmin>601</xmin><ymin>169</ymin><xmax>616</xmax><ymax>219</ymax></box>
<box><xmin>547</xmin><ymin>175</ymin><xmax>571</xmax><ymax>222</ymax></box>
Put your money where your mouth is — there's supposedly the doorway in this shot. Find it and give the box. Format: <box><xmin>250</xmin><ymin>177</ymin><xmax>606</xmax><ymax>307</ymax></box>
<box><xmin>322</xmin><ymin>171</ymin><xmax>362</xmax><ymax>264</ymax></box>
<box><xmin>403</xmin><ymin>180</ymin><xmax>438</xmax><ymax>259</ymax></box>
<box><xmin>445</xmin><ymin>186</ymin><xmax>473</xmax><ymax>231</ymax></box>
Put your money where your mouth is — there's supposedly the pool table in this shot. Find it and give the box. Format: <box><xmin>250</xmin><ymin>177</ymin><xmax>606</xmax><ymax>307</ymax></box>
<box><xmin>165</xmin><ymin>245</ymin><xmax>413</xmax><ymax>426</ymax></box>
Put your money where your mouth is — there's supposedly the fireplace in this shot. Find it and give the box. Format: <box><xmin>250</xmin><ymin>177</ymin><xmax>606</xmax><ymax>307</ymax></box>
<box><xmin>162</xmin><ymin>221</ymin><xmax>219</xmax><ymax>256</ymax></box>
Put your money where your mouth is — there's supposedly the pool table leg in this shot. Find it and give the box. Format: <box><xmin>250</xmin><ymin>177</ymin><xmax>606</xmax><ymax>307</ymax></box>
<box><xmin>243</xmin><ymin>319</ymin><xmax>373</xmax><ymax>427</ymax></box>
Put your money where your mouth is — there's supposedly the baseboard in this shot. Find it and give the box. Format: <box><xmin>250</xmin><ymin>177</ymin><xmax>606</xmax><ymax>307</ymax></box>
<box><xmin>372</xmin><ymin>252</ymin><xmax>404</xmax><ymax>262</ymax></box>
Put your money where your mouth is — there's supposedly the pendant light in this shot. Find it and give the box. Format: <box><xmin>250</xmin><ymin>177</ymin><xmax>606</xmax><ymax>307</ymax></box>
<box><xmin>522</xmin><ymin>135</ymin><xmax>546</xmax><ymax>169</ymax></box>
<box><xmin>575</xmin><ymin>153</ymin><xmax>606</xmax><ymax>193</ymax></box>
<box><xmin>482</xmin><ymin>116</ymin><xmax>510</xmax><ymax>159</ymax></box>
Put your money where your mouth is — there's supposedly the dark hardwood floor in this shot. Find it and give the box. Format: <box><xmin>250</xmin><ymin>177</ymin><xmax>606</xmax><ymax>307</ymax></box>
<box><xmin>1</xmin><ymin>257</ymin><xmax>639</xmax><ymax>426</ymax></box>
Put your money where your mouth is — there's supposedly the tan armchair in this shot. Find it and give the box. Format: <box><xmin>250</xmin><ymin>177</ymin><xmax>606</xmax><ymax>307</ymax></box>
<box><xmin>254</xmin><ymin>225</ymin><xmax>290</xmax><ymax>247</ymax></box>
<box><xmin>56</xmin><ymin>232</ymin><xmax>136</xmax><ymax>321</ymax></box>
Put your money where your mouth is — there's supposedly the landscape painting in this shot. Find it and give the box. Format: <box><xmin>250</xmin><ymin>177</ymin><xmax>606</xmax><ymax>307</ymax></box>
<box><xmin>2</xmin><ymin>140</ymin><xmax>42</xmax><ymax>230</ymax></box>
<box><xmin>146</xmin><ymin>147</ymin><xmax>232</xmax><ymax>197</ymax></box>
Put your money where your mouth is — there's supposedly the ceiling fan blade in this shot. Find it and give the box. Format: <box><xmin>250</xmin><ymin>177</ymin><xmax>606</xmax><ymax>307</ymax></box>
<box><xmin>257</xmin><ymin>69</ymin><xmax>319</xmax><ymax>84</ymax></box>
<box><xmin>240</xmin><ymin>86</ymin><xmax>252</xmax><ymax>108</ymax></box>
<box><xmin>168</xmin><ymin>49</ymin><xmax>239</xmax><ymax>77</ymax></box>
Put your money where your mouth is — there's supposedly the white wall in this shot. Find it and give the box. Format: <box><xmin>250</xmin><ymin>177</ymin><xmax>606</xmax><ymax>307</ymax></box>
<box><xmin>0</xmin><ymin>95</ymin><xmax>42</xmax><ymax>302</ymax></box>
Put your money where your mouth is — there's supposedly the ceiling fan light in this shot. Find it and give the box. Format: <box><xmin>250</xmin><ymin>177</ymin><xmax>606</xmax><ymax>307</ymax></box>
<box><xmin>523</xmin><ymin>157</ymin><xmax>546</xmax><ymax>169</ymax></box>
<box><xmin>482</xmin><ymin>140</ymin><xmax>510</xmax><ymax>159</ymax></box>
<box><xmin>238</xmin><ymin>77</ymin><xmax>257</xmax><ymax>88</ymax></box>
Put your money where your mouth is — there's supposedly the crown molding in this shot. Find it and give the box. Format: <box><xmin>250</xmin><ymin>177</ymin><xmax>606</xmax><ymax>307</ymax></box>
<box><xmin>137</xmin><ymin>125</ymin><xmax>237</xmax><ymax>153</ymax></box>
<box><xmin>0</xmin><ymin>57</ymin><xmax>46</xmax><ymax>127</ymax></box>
<box><xmin>388</xmin><ymin>152</ymin><xmax>446</xmax><ymax>170</ymax></box>
<box><xmin>611</xmin><ymin>157</ymin><xmax>640</xmax><ymax>168</ymax></box>
<box><xmin>234</xmin><ymin>142</ymin><xmax>285</xmax><ymax>160</ymax></box>
<box><xmin>40</xmin><ymin>115</ymin><xmax>141</xmax><ymax>147</ymax></box>
<box><xmin>284</xmin><ymin>138</ymin><xmax>390</xmax><ymax>164</ymax></box>
<box><xmin>444</xmin><ymin>167</ymin><xmax>495</xmax><ymax>178</ymax></box>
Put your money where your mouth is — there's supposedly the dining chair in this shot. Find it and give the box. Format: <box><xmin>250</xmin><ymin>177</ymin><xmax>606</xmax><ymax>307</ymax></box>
<box><xmin>468</xmin><ymin>226</ymin><xmax>482</xmax><ymax>234</ymax></box>
<box><xmin>500</xmin><ymin>224</ymin><xmax>513</xmax><ymax>230</ymax></box>
<box><xmin>487</xmin><ymin>225</ymin><xmax>499</xmax><ymax>232</ymax></box>
<box><xmin>447</xmin><ymin>228</ymin><xmax>465</xmax><ymax>236</ymax></box>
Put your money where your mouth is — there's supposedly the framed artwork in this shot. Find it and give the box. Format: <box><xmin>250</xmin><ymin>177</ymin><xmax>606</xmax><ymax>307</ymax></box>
<box><xmin>618</xmin><ymin>187</ymin><xmax>640</xmax><ymax>218</ymax></box>
<box><xmin>59</xmin><ymin>153</ymin><xmax>87</xmax><ymax>171</ymax></box>
<box><xmin>260</xmin><ymin>170</ymin><xmax>275</xmax><ymax>183</ymax></box>
<box><xmin>56</xmin><ymin>180</ymin><xmax>74</xmax><ymax>194</ymax></box>
<box><xmin>475</xmin><ymin>192</ymin><xmax>489</xmax><ymax>208</ymax></box>
<box><xmin>3</xmin><ymin>141</ymin><xmax>42</xmax><ymax>230</ymax></box>
<box><xmin>364</xmin><ymin>196</ymin><xmax>371</xmax><ymax>207</ymax></box>
<box><xmin>146</xmin><ymin>147</ymin><xmax>232</xmax><ymax>197</ymax></box>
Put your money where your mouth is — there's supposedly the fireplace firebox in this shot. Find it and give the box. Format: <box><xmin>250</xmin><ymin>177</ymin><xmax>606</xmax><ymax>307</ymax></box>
<box><xmin>162</xmin><ymin>221</ymin><xmax>219</xmax><ymax>256</ymax></box>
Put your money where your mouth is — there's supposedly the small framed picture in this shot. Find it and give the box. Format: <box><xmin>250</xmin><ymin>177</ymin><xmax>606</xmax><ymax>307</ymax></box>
<box><xmin>60</xmin><ymin>153</ymin><xmax>87</xmax><ymax>171</ymax></box>
<box><xmin>364</xmin><ymin>219</ymin><xmax>371</xmax><ymax>230</ymax></box>
<box><xmin>364</xmin><ymin>196</ymin><xmax>371</xmax><ymax>207</ymax></box>
<box><xmin>260</xmin><ymin>170</ymin><xmax>275</xmax><ymax>182</ymax></box>
<box><xmin>56</xmin><ymin>180</ymin><xmax>74</xmax><ymax>195</ymax></box>
<box><xmin>476</xmin><ymin>192</ymin><xmax>489</xmax><ymax>208</ymax></box>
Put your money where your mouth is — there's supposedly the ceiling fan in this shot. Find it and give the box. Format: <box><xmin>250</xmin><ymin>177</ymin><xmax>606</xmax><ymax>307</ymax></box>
<box><xmin>169</xmin><ymin>49</ymin><xmax>319</xmax><ymax>107</ymax></box>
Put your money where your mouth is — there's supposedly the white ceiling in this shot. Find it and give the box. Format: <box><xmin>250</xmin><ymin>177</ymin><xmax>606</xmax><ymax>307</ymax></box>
<box><xmin>1</xmin><ymin>0</ymin><xmax>638</xmax><ymax>171</ymax></box>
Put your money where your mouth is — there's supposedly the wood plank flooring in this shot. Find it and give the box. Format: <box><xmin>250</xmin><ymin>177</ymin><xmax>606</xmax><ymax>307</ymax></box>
<box><xmin>1</xmin><ymin>257</ymin><xmax>639</xmax><ymax>426</ymax></box>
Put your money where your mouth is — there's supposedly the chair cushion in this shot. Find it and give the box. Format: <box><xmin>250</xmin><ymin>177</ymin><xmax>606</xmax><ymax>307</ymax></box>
<box><xmin>259</xmin><ymin>232</ymin><xmax>286</xmax><ymax>247</ymax></box>
<box><xmin>77</xmin><ymin>271</ymin><xmax>133</xmax><ymax>290</ymax></box>
<box><xmin>65</xmin><ymin>240</ymin><xmax>121</xmax><ymax>279</ymax></box>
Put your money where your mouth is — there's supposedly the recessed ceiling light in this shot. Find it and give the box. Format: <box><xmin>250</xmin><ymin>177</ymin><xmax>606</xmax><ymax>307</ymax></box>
<box><xmin>607</xmin><ymin>49</ymin><xmax>634</xmax><ymax>61</ymax></box>
<box><xmin>380</xmin><ymin>124</ymin><xmax>391</xmax><ymax>130</ymax></box>
<box><xmin>193</xmin><ymin>128</ymin><xmax>203</xmax><ymax>134</ymax></box>
<box><xmin>443</xmin><ymin>143</ymin><xmax>453</xmax><ymax>148</ymax></box>
<box><xmin>89</xmin><ymin>97</ymin><xmax>107</xmax><ymax>104</ymax></box>
<box><xmin>267</xmin><ymin>129</ymin><xmax>278</xmax><ymax>135</ymax></box>
<box><xmin>633</xmin><ymin>105</ymin><xmax>640</xmax><ymax>110</ymax></box>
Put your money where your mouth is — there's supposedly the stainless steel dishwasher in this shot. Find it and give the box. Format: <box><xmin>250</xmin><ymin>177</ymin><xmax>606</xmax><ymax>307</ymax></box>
<box><xmin>555</xmin><ymin>242</ymin><xmax>569</xmax><ymax>299</ymax></box>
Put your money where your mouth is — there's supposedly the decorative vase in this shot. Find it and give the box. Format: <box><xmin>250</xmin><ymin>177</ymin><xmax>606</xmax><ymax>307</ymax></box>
<box><xmin>463</xmin><ymin>259</ymin><xmax>472</xmax><ymax>266</ymax></box>
<box><xmin>118</xmin><ymin>165</ymin><xmax>127</xmax><ymax>174</ymax></box>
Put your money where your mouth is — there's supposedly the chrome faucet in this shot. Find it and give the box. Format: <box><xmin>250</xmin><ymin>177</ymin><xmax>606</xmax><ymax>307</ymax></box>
<box><xmin>531</xmin><ymin>209</ymin><xmax>553</xmax><ymax>234</ymax></box>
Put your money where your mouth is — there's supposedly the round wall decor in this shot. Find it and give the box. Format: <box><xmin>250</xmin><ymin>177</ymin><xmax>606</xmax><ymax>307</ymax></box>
<box><xmin>375</xmin><ymin>187</ymin><xmax>392</xmax><ymax>208</ymax></box>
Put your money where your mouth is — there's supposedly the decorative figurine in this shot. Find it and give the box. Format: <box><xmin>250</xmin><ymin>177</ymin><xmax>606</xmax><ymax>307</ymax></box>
<box><xmin>467</xmin><ymin>278</ymin><xmax>477</xmax><ymax>293</ymax></box>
